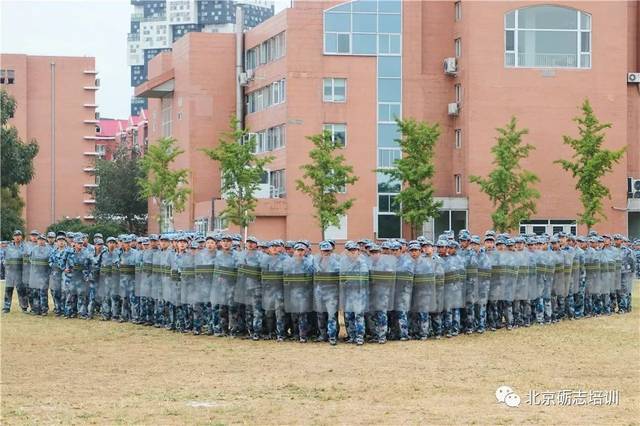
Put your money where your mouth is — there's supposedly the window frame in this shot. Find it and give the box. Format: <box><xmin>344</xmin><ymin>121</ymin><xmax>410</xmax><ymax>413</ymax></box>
<box><xmin>504</xmin><ymin>6</ymin><xmax>592</xmax><ymax>69</ymax></box>
<box><xmin>455</xmin><ymin>129</ymin><xmax>462</xmax><ymax>149</ymax></box>
<box><xmin>323</xmin><ymin>77</ymin><xmax>347</xmax><ymax>103</ymax></box>
<box><xmin>455</xmin><ymin>174</ymin><xmax>462</xmax><ymax>194</ymax></box>
<box><xmin>323</xmin><ymin>123</ymin><xmax>347</xmax><ymax>147</ymax></box>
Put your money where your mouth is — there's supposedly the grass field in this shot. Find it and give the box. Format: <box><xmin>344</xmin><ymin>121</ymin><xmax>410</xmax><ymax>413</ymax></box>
<box><xmin>1</xmin><ymin>285</ymin><xmax>639</xmax><ymax>425</ymax></box>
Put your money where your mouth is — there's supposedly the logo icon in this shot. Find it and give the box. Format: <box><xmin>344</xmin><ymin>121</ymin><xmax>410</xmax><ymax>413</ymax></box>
<box><xmin>496</xmin><ymin>385</ymin><xmax>521</xmax><ymax>408</ymax></box>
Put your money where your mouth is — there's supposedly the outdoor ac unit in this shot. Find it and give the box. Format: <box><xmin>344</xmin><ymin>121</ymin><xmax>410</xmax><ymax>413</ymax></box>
<box><xmin>628</xmin><ymin>73</ymin><xmax>640</xmax><ymax>84</ymax></box>
<box><xmin>239</xmin><ymin>72</ymin><xmax>249</xmax><ymax>86</ymax></box>
<box><xmin>443</xmin><ymin>57</ymin><xmax>457</xmax><ymax>75</ymax></box>
<box><xmin>448</xmin><ymin>102</ymin><xmax>459</xmax><ymax>116</ymax></box>
<box><xmin>627</xmin><ymin>177</ymin><xmax>640</xmax><ymax>198</ymax></box>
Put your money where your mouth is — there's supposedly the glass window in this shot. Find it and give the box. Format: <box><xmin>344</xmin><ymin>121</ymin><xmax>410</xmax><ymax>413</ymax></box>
<box><xmin>455</xmin><ymin>38</ymin><xmax>461</xmax><ymax>57</ymax></box>
<box><xmin>378</xmin><ymin>56</ymin><xmax>401</xmax><ymax>77</ymax></box>
<box><xmin>378</xmin><ymin>123</ymin><xmax>400</xmax><ymax>147</ymax></box>
<box><xmin>353</xmin><ymin>0</ymin><xmax>377</xmax><ymax>13</ymax></box>
<box><xmin>379</xmin><ymin>14</ymin><xmax>401</xmax><ymax>33</ymax></box>
<box><xmin>455</xmin><ymin>83</ymin><xmax>462</xmax><ymax>103</ymax></box>
<box><xmin>455</xmin><ymin>1</ymin><xmax>461</xmax><ymax>21</ymax></box>
<box><xmin>323</xmin><ymin>123</ymin><xmax>347</xmax><ymax>147</ymax></box>
<box><xmin>325</xmin><ymin>12</ymin><xmax>351</xmax><ymax>32</ymax></box>
<box><xmin>323</xmin><ymin>78</ymin><xmax>347</xmax><ymax>102</ymax></box>
<box><xmin>389</xmin><ymin>34</ymin><xmax>401</xmax><ymax>53</ymax></box>
<box><xmin>455</xmin><ymin>174</ymin><xmax>462</xmax><ymax>194</ymax></box>
<box><xmin>378</xmin><ymin>103</ymin><xmax>400</xmax><ymax>122</ymax></box>
<box><xmin>353</xmin><ymin>13</ymin><xmax>377</xmax><ymax>32</ymax></box>
<box><xmin>337</xmin><ymin>33</ymin><xmax>351</xmax><ymax>53</ymax></box>
<box><xmin>378</xmin><ymin>78</ymin><xmax>401</xmax><ymax>102</ymax></box>
<box><xmin>378</xmin><ymin>214</ymin><xmax>401</xmax><ymax>238</ymax></box>
<box><xmin>378</xmin><ymin>0</ymin><xmax>401</xmax><ymax>14</ymax></box>
<box><xmin>505</xmin><ymin>6</ymin><xmax>591</xmax><ymax>68</ymax></box>
<box><xmin>378</xmin><ymin>34</ymin><xmax>389</xmax><ymax>54</ymax></box>
<box><xmin>353</xmin><ymin>33</ymin><xmax>377</xmax><ymax>54</ymax></box>
<box><xmin>378</xmin><ymin>148</ymin><xmax>401</xmax><ymax>168</ymax></box>
<box><xmin>377</xmin><ymin>173</ymin><xmax>400</xmax><ymax>193</ymax></box>
<box><xmin>518</xmin><ymin>5</ymin><xmax>577</xmax><ymax>29</ymax></box>
<box><xmin>455</xmin><ymin>129</ymin><xmax>462</xmax><ymax>148</ymax></box>
<box><xmin>324</xmin><ymin>33</ymin><xmax>337</xmax><ymax>53</ymax></box>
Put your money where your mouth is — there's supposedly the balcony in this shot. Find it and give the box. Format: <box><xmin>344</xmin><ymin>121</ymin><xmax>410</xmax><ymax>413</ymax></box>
<box><xmin>83</xmin><ymin>70</ymin><xmax>98</xmax><ymax>75</ymax></box>
<box><xmin>84</xmin><ymin>183</ymin><xmax>98</xmax><ymax>188</ymax></box>
<box><xmin>83</xmin><ymin>86</ymin><xmax>99</xmax><ymax>90</ymax></box>
<box><xmin>83</xmin><ymin>199</ymin><xmax>96</xmax><ymax>204</ymax></box>
<box><xmin>83</xmin><ymin>167</ymin><xmax>96</xmax><ymax>173</ymax></box>
<box><xmin>84</xmin><ymin>119</ymin><xmax>99</xmax><ymax>124</ymax></box>
<box><xmin>83</xmin><ymin>103</ymin><xmax>98</xmax><ymax>108</ymax></box>
<box><xmin>84</xmin><ymin>135</ymin><xmax>113</xmax><ymax>140</ymax></box>
<box><xmin>83</xmin><ymin>151</ymin><xmax>102</xmax><ymax>156</ymax></box>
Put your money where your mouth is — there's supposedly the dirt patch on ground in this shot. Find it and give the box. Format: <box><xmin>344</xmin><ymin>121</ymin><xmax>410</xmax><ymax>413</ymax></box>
<box><xmin>2</xmin><ymin>287</ymin><xmax>638</xmax><ymax>424</ymax></box>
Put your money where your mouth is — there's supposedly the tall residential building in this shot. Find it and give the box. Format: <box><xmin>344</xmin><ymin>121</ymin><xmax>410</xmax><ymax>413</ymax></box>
<box><xmin>1</xmin><ymin>54</ymin><xmax>100</xmax><ymax>231</ymax></box>
<box><xmin>136</xmin><ymin>0</ymin><xmax>640</xmax><ymax>240</ymax></box>
<box><xmin>128</xmin><ymin>0</ymin><xmax>275</xmax><ymax>115</ymax></box>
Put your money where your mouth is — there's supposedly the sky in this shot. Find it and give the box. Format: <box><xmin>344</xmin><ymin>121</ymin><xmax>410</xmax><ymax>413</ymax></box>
<box><xmin>1</xmin><ymin>0</ymin><xmax>291</xmax><ymax>119</ymax></box>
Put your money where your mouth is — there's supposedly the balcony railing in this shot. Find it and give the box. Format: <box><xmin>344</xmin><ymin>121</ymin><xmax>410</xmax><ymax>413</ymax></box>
<box><xmin>505</xmin><ymin>52</ymin><xmax>580</xmax><ymax>68</ymax></box>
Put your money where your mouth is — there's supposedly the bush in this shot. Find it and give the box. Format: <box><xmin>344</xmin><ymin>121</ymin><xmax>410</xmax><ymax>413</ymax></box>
<box><xmin>46</xmin><ymin>218</ymin><xmax>127</xmax><ymax>241</ymax></box>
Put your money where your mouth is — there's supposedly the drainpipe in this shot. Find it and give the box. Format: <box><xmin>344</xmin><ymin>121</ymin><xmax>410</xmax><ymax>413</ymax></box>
<box><xmin>50</xmin><ymin>61</ymin><xmax>56</xmax><ymax>223</ymax></box>
<box><xmin>235</xmin><ymin>4</ymin><xmax>244</xmax><ymax>130</ymax></box>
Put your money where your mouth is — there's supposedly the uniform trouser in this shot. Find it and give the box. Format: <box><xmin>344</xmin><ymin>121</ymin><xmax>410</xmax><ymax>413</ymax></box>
<box><xmin>444</xmin><ymin>308</ymin><xmax>460</xmax><ymax>335</ymax></box>
<box><xmin>475</xmin><ymin>303</ymin><xmax>487</xmax><ymax>331</ymax></box>
<box><xmin>345</xmin><ymin>312</ymin><xmax>365</xmax><ymax>342</ymax></box>
<box><xmin>87</xmin><ymin>286</ymin><xmax>97</xmax><ymax>317</ymax></box>
<box><xmin>232</xmin><ymin>303</ymin><xmax>246</xmax><ymax>335</ymax></box>
<box><xmin>430</xmin><ymin>312</ymin><xmax>443</xmax><ymax>336</ymax></box>
<box><xmin>165</xmin><ymin>302</ymin><xmax>176</xmax><ymax>329</ymax></box>
<box><xmin>191</xmin><ymin>302</ymin><xmax>205</xmax><ymax>332</ymax></box>
<box><xmin>175</xmin><ymin>304</ymin><xmax>188</xmax><ymax>331</ymax></box>
<box><xmin>51</xmin><ymin>288</ymin><xmax>64</xmax><ymax>315</ymax></box>
<box><xmin>290</xmin><ymin>313</ymin><xmax>309</xmax><ymax>340</ymax></box>
<box><xmin>552</xmin><ymin>295</ymin><xmax>565</xmax><ymax>320</ymax></box>
<box><xmin>130</xmin><ymin>293</ymin><xmax>140</xmax><ymax>321</ymax></box>
<box><xmin>463</xmin><ymin>302</ymin><xmax>475</xmax><ymax>331</ymax></box>
<box><xmin>101</xmin><ymin>293</ymin><xmax>112</xmax><ymax>319</ymax></box>
<box><xmin>514</xmin><ymin>300</ymin><xmax>530</xmax><ymax>326</ymax></box>
<box><xmin>316</xmin><ymin>312</ymin><xmax>338</xmax><ymax>341</ymax></box>
<box><xmin>412</xmin><ymin>312</ymin><xmax>429</xmax><ymax>338</ymax></box>
<box><xmin>154</xmin><ymin>299</ymin><xmax>165</xmax><ymax>325</ymax></box>
<box><xmin>392</xmin><ymin>310</ymin><xmax>410</xmax><ymax>339</ymax></box>
<box><xmin>566</xmin><ymin>294</ymin><xmax>576</xmax><ymax>318</ymax></box>
<box><xmin>28</xmin><ymin>288</ymin><xmax>41</xmax><ymax>313</ymax></box>
<box><xmin>574</xmin><ymin>281</ymin><xmax>586</xmax><ymax>317</ymax></box>
<box><xmin>111</xmin><ymin>295</ymin><xmax>122</xmax><ymax>319</ymax></box>
<box><xmin>487</xmin><ymin>301</ymin><xmax>499</xmax><ymax>329</ymax></box>
<box><xmin>264</xmin><ymin>306</ymin><xmax>286</xmax><ymax>338</ymax></box>
<box><xmin>609</xmin><ymin>292</ymin><xmax>619</xmax><ymax>312</ymax></box>
<box><xmin>370</xmin><ymin>311</ymin><xmax>388</xmax><ymax>341</ymax></box>
<box><xmin>77</xmin><ymin>291</ymin><xmax>88</xmax><ymax>317</ymax></box>
<box><xmin>497</xmin><ymin>301</ymin><xmax>514</xmax><ymax>327</ymax></box>
<box><xmin>3</xmin><ymin>286</ymin><xmax>29</xmax><ymax>311</ymax></box>
<box><xmin>64</xmin><ymin>288</ymin><xmax>78</xmax><ymax>317</ymax></box>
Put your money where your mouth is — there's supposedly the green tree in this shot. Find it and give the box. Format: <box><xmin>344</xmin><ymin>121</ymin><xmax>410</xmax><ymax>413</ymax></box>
<box><xmin>470</xmin><ymin>117</ymin><xmax>540</xmax><ymax>233</ymax></box>
<box><xmin>1</xmin><ymin>89</ymin><xmax>39</xmax><ymax>189</ymax></box>
<box><xmin>1</xmin><ymin>187</ymin><xmax>25</xmax><ymax>240</ymax></box>
<box><xmin>1</xmin><ymin>89</ymin><xmax>39</xmax><ymax>239</ymax></box>
<box><xmin>555</xmin><ymin>99</ymin><xmax>625</xmax><ymax>230</ymax></box>
<box><xmin>201</xmin><ymin>117</ymin><xmax>273</xmax><ymax>239</ymax></box>
<box><xmin>296</xmin><ymin>130</ymin><xmax>359</xmax><ymax>240</ymax></box>
<box><xmin>92</xmin><ymin>145</ymin><xmax>148</xmax><ymax>234</ymax></box>
<box><xmin>377</xmin><ymin>118</ymin><xmax>442</xmax><ymax>239</ymax></box>
<box><xmin>137</xmin><ymin>137</ymin><xmax>190</xmax><ymax>232</ymax></box>
<box><xmin>46</xmin><ymin>218</ymin><xmax>126</xmax><ymax>241</ymax></box>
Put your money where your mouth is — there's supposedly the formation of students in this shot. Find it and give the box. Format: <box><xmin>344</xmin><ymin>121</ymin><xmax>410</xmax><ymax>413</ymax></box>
<box><xmin>1</xmin><ymin>228</ymin><xmax>635</xmax><ymax>345</ymax></box>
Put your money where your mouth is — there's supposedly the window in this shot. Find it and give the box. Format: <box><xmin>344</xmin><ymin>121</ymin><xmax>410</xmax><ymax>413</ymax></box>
<box><xmin>323</xmin><ymin>78</ymin><xmax>346</xmax><ymax>102</ymax></box>
<box><xmin>7</xmin><ymin>69</ymin><xmax>15</xmax><ymax>84</ymax></box>
<box><xmin>455</xmin><ymin>83</ymin><xmax>462</xmax><ymax>103</ymax></box>
<box><xmin>505</xmin><ymin>6</ymin><xmax>591</xmax><ymax>68</ymax></box>
<box><xmin>162</xmin><ymin>202</ymin><xmax>174</xmax><ymax>232</ymax></box>
<box><xmin>378</xmin><ymin>103</ymin><xmax>401</xmax><ymax>123</ymax></box>
<box><xmin>455</xmin><ymin>174</ymin><xmax>462</xmax><ymax>194</ymax></box>
<box><xmin>161</xmin><ymin>96</ymin><xmax>172</xmax><ymax>136</ymax></box>
<box><xmin>253</xmin><ymin>125</ymin><xmax>286</xmax><ymax>153</ymax></box>
<box><xmin>434</xmin><ymin>210</ymin><xmax>468</xmax><ymax>239</ymax></box>
<box><xmin>270</xmin><ymin>169</ymin><xmax>286</xmax><ymax>198</ymax></box>
<box><xmin>323</xmin><ymin>123</ymin><xmax>347</xmax><ymax>147</ymax></box>
<box><xmin>455</xmin><ymin>38</ymin><xmax>461</xmax><ymax>57</ymax></box>
<box><xmin>246</xmin><ymin>79</ymin><xmax>286</xmax><ymax>114</ymax></box>
<box><xmin>325</xmin><ymin>215</ymin><xmax>348</xmax><ymax>240</ymax></box>
<box><xmin>455</xmin><ymin>129</ymin><xmax>462</xmax><ymax>149</ymax></box>
<box><xmin>520</xmin><ymin>219</ymin><xmax>577</xmax><ymax>235</ymax></box>
<box><xmin>0</xmin><ymin>69</ymin><xmax>5</xmax><ymax>84</ymax></box>
<box><xmin>378</xmin><ymin>148</ymin><xmax>401</xmax><ymax>168</ymax></box>
<box><xmin>455</xmin><ymin>1</ymin><xmax>462</xmax><ymax>21</ymax></box>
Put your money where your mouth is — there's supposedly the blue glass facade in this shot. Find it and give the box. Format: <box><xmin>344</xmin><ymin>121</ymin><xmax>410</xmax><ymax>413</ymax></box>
<box><xmin>324</xmin><ymin>0</ymin><xmax>403</xmax><ymax>238</ymax></box>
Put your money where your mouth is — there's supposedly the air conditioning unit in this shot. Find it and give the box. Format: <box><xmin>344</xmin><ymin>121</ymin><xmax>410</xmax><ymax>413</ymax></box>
<box><xmin>628</xmin><ymin>73</ymin><xmax>640</xmax><ymax>84</ymax></box>
<box><xmin>627</xmin><ymin>177</ymin><xmax>640</xmax><ymax>198</ymax></box>
<box><xmin>443</xmin><ymin>57</ymin><xmax>457</xmax><ymax>75</ymax></box>
<box><xmin>448</xmin><ymin>102</ymin><xmax>459</xmax><ymax>116</ymax></box>
<box><xmin>239</xmin><ymin>72</ymin><xmax>249</xmax><ymax>86</ymax></box>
